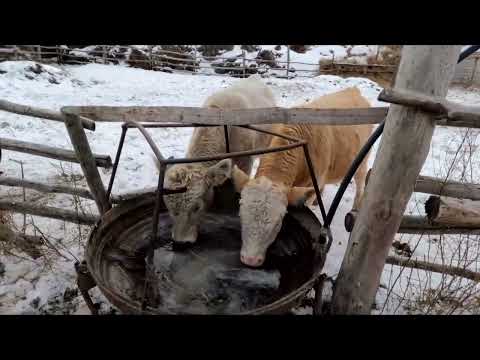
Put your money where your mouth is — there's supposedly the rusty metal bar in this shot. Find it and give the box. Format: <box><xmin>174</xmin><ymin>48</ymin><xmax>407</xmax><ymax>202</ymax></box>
<box><xmin>162</xmin><ymin>141</ymin><xmax>306</xmax><ymax>165</ymax></box>
<box><xmin>224</xmin><ymin>125</ymin><xmax>230</xmax><ymax>153</ymax></box>
<box><xmin>302</xmin><ymin>144</ymin><xmax>327</xmax><ymax>224</ymax></box>
<box><xmin>106</xmin><ymin>124</ymin><xmax>127</xmax><ymax>200</ymax></box>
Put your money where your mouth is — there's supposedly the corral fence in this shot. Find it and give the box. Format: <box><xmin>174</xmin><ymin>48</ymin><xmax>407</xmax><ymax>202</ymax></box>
<box><xmin>0</xmin><ymin>45</ymin><xmax>398</xmax><ymax>80</ymax></box>
<box><xmin>1</xmin><ymin>74</ymin><xmax>480</xmax><ymax>284</ymax></box>
<box><xmin>2</xmin><ymin>45</ymin><xmax>480</xmax><ymax>315</ymax></box>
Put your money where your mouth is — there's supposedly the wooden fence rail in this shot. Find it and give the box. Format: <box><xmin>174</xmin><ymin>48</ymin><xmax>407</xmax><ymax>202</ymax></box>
<box><xmin>0</xmin><ymin>200</ymin><xmax>97</xmax><ymax>225</ymax></box>
<box><xmin>0</xmin><ymin>99</ymin><xmax>96</xmax><ymax>131</ymax></box>
<box><xmin>0</xmin><ymin>137</ymin><xmax>112</xmax><ymax>168</ymax></box>
<box><xmin>61</xmin><ymin>106</ymin><xmax>389</xmax><ymax>125</ymax></box>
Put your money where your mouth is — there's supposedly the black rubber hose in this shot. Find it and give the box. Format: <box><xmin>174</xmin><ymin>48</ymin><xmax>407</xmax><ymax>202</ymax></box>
<box><xmin>458</xmin><ymin>45</ymin><xmax>480</xmax><ymax>63</ymax></box>
<box><xmin>323</xmin><ymin>45</ymin><xmax>480</xmax><ymax>227</ymax></box>
<box><xmin>324</xmin><ymin>121</ymin><xmax>384</xmax><ymax>227</ymax></box>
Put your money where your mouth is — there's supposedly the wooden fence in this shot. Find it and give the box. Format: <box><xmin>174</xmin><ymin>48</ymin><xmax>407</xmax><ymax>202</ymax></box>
<box><xmin>2</xmin><ymin>61</ymin><xmax>480</xmax><ymax>302</ymax></box>
<box><xmin>1</xmin><ymin>92</ymin><xmax>480</xmax><ymax>224</ymax></box>
<box><xmin>0</xmin><ymin>45</ymin><xmax>397</xmax><ymax>80</ymax></box>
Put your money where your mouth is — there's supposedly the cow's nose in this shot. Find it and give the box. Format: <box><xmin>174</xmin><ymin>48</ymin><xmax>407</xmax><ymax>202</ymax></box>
<box><xmin>240</xmin><ymin>254</ymin><xmax>265</xmax><ymax>267</ymax></box>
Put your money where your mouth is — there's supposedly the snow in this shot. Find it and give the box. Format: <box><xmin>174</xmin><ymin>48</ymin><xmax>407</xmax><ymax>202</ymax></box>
<box><xmin>1</xmin><ymin>55</ymin><xmax>480</xmax><ymax>315</ymax></box>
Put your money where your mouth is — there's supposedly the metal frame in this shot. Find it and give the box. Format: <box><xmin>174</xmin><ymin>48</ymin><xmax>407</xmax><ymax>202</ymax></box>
<box><xmin>106</xmin><ymin>121</ymin><xmax>329</xmax><ymax>233</ymax></box>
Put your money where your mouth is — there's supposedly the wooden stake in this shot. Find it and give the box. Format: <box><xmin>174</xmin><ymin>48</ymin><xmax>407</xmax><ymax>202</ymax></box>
<box><xmin>63</xmin><ymin>113</ymin><xmax>111</xmax><ymax>215</ymax></box>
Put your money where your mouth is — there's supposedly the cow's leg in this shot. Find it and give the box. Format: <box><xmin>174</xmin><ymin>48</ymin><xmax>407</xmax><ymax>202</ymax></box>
<box><xmin>352</xmin><ymin>160</ymin><xmax>368</xmax><ymax>211</ymax></box>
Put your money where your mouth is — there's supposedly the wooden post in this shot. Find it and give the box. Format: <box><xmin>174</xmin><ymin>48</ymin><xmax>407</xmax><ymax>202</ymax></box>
<box><xmin>286</xmin><ymin>45</ymin><xmax>290</xmax><ymax>78</ymax></box>
<box><xmin>242</xmin><ymin>50</ymin><xmax>246</xmax><ymax>78</ymax></box>
<box><xmin>103</xmin><ymin>45</ymin><xmax>108</xmax><ymax>65</ymax></box>
<box><xmin>193</xmin><ymin>47</ymin><xmax>197</xmax><ymax>73</ymax></box>
<box><xmin>63</xmin><ymin>113</ymin><xmax>111</xmax><ymax>215</ymax></box>
<box><xmin>375</xmin><ymin>45</ymin><xmax>381</xmax><ymax>63</ymax></box>
<box><xmin>149</xmin><ymin>46</ymin><xmax>153</xmax><ymax>70</ymax></box>
<box><xmin>330</xmin><ymin>46</ymin><xmax>462</xmax><ymax>314</ymax></box>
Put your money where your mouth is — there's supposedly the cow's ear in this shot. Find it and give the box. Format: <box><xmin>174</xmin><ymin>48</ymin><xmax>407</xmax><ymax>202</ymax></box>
<box><xmin>287</xmin><ymin>187</ymin><xmax>316</xmax><ymax>207</ymax></box>
<box><xmin>231</xmin><ymin>165</ymin><xmax>250</xmax><ymax>193</ymax></box>
<box><xmin>206</xmin><ymin>159</ymin><xmax>232</xmax><ymax>186</ymax></box>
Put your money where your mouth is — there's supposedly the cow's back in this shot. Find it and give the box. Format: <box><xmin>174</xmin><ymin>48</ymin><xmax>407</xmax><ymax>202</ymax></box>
<box><xmin>301</xmin><ymin>87</ymin><xmax>373</xmax><ymax>184</ymax></box>
<box><xmin>257</xmin><ymin>87</ymin><xmax>373</xmax><ymax>187</ymax></box>
<box><xmin>188</xmin><ymin>75</ymin><xmax>277</xmax><ymax>169</ymax></box>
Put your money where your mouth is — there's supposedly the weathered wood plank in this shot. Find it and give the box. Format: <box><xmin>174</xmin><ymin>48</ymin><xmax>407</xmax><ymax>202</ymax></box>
<box><xmin>63</xmin><ymin>114</ymin><xmax>111</xmax><ymax>215</ymax></box>
<box><xmin>425</xmin><ymin>196</ymin><xmax>480</xmax><ymax>227</ymax></box>
<box><xmin>379</xmin><ymin>88</ymin><xmax>480</xmax><ymax>125</ymax></box>
<box><xmin>345</xmin><ymin>211</ymin><xmax>480</xmax><ymax>234</ymax></box>
<box><xmin>331</xmin><ymin>46</ymin><xmax>462</xmax><ymax>314</ymax></box>
<box><xmin>386</xmin><ymin>256</ymin><xmax>480</xmax><ymax>282</ymax></box>
<box><xmin>0</xmin><ymin>176</ymin><xmax>94</xmax><ymax>201</ymax></box>
<box><xmin>0</xmin><ymin>99</ymin><xmax>95</xmax><ymax>131</ymax></box>
<box><xmin>0</xmin><ymin>137</ymin><xmax>112</xmax><ymax>168</ymax></box>
<box><xmin>61</xmin><ymin>106</ymin><xmax>389</xmax><ymax>125</ymax></box>
<box><xmin>415</xmin><ymin>176</ymin><xmax>480</xmax><ymax>200</ymax></box>
<box><xmin>368</xmin><ymin>169</ymin><xmax>480</xmax><ymax>200</ymax></box>
<box><xmin>0</xmin><ymin>176</ymin><xmax>150</xmax><ymax>204</ymax></box>
<box><xmin>0</xmin><ymin>200</ymin><xmax>97</xmax><ymax>225</ymax></box>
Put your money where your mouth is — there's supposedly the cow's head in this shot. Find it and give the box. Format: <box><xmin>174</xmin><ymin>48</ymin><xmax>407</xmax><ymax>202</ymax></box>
<box><xmin>162</xmin><ymin>159</ymin><xmax>233</xmax><ymax>244</ymax></box>
<box><xmin>232</xmin><ymin>166</ymin><xmax>315</xmax><ymax>267</ymax></box>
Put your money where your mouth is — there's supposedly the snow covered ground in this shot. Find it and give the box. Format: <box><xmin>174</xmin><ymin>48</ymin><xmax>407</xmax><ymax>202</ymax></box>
<box><xmin>1</xmin><ymin>59</ymin><xmax>480</xmax><ymax>315</ymax></box>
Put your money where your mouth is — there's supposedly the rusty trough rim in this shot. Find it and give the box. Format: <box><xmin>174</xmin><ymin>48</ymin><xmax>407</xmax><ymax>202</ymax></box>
<box><xmin>94</xmin><ymin>120</ymin><xmax>331</xmax><ymax>314</ymax></box>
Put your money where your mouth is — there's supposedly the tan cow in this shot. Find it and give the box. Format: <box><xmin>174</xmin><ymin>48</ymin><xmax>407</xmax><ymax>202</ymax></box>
<box><xmin>156</xmin><ymin>74</ymin><xmax>277</xmax><ymax>244</ymax></box>
<box><xmin>231</xmin><ymin>87</ymin><xmax>373</xmax><ymax>267</ymax></box>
